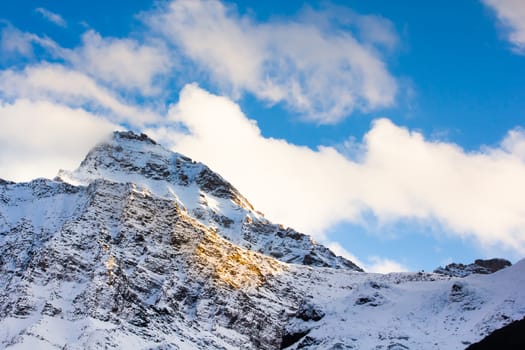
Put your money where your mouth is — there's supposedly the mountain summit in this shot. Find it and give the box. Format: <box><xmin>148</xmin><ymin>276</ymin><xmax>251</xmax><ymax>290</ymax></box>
<box><xmin>58</xmin><ymin>131</ymin><xmax>361</xmax><ymax>271</ymax></box>
<box><xmin>0</xmin><ymin>131</ymin><xmax>524</xmax><ymax>349</ymax></box>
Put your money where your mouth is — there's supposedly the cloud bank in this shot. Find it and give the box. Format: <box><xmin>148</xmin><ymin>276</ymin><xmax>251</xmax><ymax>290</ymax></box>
<box><xmin>145</xmin><ymin>0</ymin><xmax>398</xmax><ymax>123</ymax></box>
<box><xmin>149</xmin><ymin>84</ymin><xmax>525</xmax><ymax>254</ymax></box>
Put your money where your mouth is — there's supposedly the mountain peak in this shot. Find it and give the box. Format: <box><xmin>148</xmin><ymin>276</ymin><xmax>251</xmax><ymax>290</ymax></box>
<box><xmin>57</xmin><ymin>130</ymin><xmax>360</xmax><ymax>271</ymax></box>
<box><xmin>113</xmin><ymin>130</ymin><xmax>158</xmax><ymax>145</ymax></box>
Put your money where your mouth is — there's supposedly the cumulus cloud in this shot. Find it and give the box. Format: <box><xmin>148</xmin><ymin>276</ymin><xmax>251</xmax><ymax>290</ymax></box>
<box><xmin>0</xmin><ymin>64</ymin><xmax>160</xmax><ymax>125</ymax></box>
<box><xmin>35</xmin><ymin>8</ymin><xmax>67</xmax><ymax>28</ymax></box>
<box><xmin>483</xmin><ymin>0</ymin><xmax>525</xmax><ymax>53</ymax></box>
<box><xmin>148</xmin><ymin>84</ymin><xmax>525</xmax><ymax>254</ymax></box>
<box><xmin>0</xmin><ymin>99</ymin><xmax>116</xmax><ymax>182</ymax></box>
<box><xmin>145</xmin><ymin>0</ymin><xmax>397</xmax><ymax>123</ymax></box>
<box><xmin>66</xmin><ymin>31</ymin><xmax>171</xmax><ymax>95</ymax></box>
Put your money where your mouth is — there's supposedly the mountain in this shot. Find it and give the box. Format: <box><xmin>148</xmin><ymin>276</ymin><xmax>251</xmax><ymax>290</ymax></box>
<box><xmin>58</xmin><ymin>131</ymin><xmax>360</xmax><ymax>271</ymax></box>
<box><xmin>1</xmin><ymin>131</ymin><xmax>524</xmax><ymax>349</ymax></box>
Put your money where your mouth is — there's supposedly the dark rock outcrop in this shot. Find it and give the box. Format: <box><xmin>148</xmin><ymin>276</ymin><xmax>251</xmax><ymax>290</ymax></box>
<box><xmin>434</xmin><ymin>258</ymin><xmax>511</xmax><ymax>277</ymax></box>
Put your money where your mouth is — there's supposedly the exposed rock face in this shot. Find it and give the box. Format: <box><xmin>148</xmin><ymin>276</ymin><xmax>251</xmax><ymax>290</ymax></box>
<box><xmin>0</xmin><ymin>178</ymin><xmax>14</xmax><ymax>186</ymax></box>
<box><xmin>0</xmin><ymin>131</ymin><xmax>524</xmax><ymax>349</ymax></box>
<box><xmin>434</xmin><ymin>258</ymin><xmax>512</xmax><ymax>277</ymax></box>
<box><xmin>474</xmin><ymin>258</ymin><xmax>512</xmax><ymax>272</ymax></box>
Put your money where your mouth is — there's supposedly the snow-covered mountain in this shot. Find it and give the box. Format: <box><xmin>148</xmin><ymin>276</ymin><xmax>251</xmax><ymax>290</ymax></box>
<box><xmin>58</xmin><ymin>131</ymin><xmax>360</xmax><ymax>271</ymax></box>
<box><xmin>0</xmin><ymin>131</ymin><xmax>524</xmax><ymax>349</ymax></box>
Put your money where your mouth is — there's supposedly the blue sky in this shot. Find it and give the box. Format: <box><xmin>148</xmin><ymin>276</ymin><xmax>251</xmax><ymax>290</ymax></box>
<box><xmin>1</xmin><ymin>0</ymin><xmax>525</xmax><ymax>272</ymax></box>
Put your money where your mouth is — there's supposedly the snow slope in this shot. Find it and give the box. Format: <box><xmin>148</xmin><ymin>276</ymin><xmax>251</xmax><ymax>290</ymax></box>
<box><xmin>281</xmin><ymin>260</ymin><xmax>525</xmax><ymax>349</ymax></box>
<box><xmin>0</xmin><ymin>131</ymin><xmax>523</xmax><ymax>349</ymax></box>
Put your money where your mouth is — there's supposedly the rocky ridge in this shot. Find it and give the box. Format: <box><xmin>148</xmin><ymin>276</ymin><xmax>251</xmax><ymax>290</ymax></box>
<box><xmin>434</xmin><ymin>258</ymin><xmax>512</xmax><ymax>278</ymax></box>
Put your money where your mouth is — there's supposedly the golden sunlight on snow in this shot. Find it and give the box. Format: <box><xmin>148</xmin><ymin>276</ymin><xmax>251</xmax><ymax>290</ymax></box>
<box><xmin>195</xmin><ymin>229</ymin><xmax>284</xmax><ymax>289</ymax></box>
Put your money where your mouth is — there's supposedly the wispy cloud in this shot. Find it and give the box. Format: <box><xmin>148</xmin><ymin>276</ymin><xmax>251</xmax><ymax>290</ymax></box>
<box><xmin>0</xmin><ymin>22</ymin><xmax>169</xmax><ymax>124</ymax></box>
<box><xmin>145</xmin><ymin>0</ymin><xmax>398</xmax><ymax>123</ymax></box>
<box><xmin>0</xmin><ymin>64</ymin><xmax>160</xmax><ymax>125</ymax></box>
<box><xmin>35</xmin><ymin>7</ymin><xmax>67</xmax><ymax>28</ymax></box>
<box><xmin>65</xmin><ymin>30</ymin><xmax>171</xmax><ymax>95</ymax></box>
<box><xmin>6</xmin><ymin>0</ymin><xmax>400</xmax><ymax>124</ymax></box>
<box><xmin>0</xmin><ymin>24</ymin><xmax>61</xmax><ymax>59</ymax></box>
<box><xmin>482</xmin><ymin>0</ymin><xmax>525</xmax><ymax>54</ymax></box>
<box><xmin>0</xmin><ymin>26</ymin><xmax>171</xmax><ymax>97</ymax></box>
<box><xmin>0</xmin><ymin>25</ymin><xmax>34</xmax><ymax>57</ymax></box>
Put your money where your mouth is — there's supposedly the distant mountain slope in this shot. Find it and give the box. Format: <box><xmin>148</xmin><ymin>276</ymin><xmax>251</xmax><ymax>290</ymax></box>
<box><xmin>0</xmin><ymin>131</ymin><xmax>523</xmax><ymax>349</ymax></box>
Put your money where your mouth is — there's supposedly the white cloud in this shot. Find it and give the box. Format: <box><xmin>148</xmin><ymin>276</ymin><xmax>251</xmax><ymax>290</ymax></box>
<box><xmin>0</xmin><ymin>64</ymin><xmax>160</xmax><ymax>125</ymax></box>
<box><xmin>501</xmin><ymin>127</ymin><xmax>525</xmax><ymax>161</ymax></box>
<box><xmin>145</xmin><ymin>0</ymin><xmax>397</xmax><ymax>123</ymax></box>
<box><xmin>2</xmin><ymin>23</ymin><xmax>171</xmax><ymax>96</ymax></box>
<box><xmin>366</xmin><ymin>256</ymin><xmax>409</xmax><ymax>274</ymax></box>
<box><xmin>483</xmin><ymin>0</ymin><xmax>525</xmax><ymax>53</ymax></box>
<box><xmin>0</xmin><ymin>99</ymin><xmax>116</xmax><ymax>182</ymax></box>
<box><xmin>326</xmin><ymin>242</ymin><xmax>408</xmax><ymax>273</ymax></box>
<box><xmin>148</xmin><ymin>84</ymin><xmax>525</xmax><ymax>255</ymax></box>
<box><xmin>66</xmin><ymin>30</ymin><xmax>171</xmax><ymax>95</ymax></box>
<box><xmin>35</xmin><ymin>8</ymin><xmax>67</xmax><ymax>28</ymax></box>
